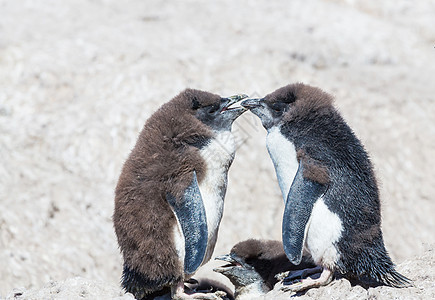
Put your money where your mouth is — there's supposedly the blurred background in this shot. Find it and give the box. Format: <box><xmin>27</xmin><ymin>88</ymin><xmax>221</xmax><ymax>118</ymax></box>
<box><xmin>1</xmin><ymin>0</ymin><xmax>434</xmax><ymax>296</ymax></box>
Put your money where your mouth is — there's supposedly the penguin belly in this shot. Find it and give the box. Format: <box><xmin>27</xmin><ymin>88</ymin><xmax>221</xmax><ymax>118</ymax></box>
<box><xmin>171</xmin><ymin>131</ymin><xmax>236</xmax><ymax>273</ymax></box>
<box><xmin>266</xmin><ymin>127</ymin><xmax>299</xmax><ymax>201</ymax></box>
<box><xmin>304</xmin><ymin>198</ymin><xmax>343</xmax><ymax>269</ymax></box>
<box><xmin>198</xmin><ymin>130</ymin><xmax>236</xmax><ymax>263</ymax></box>
<box><xmin>172</xmin><ymin>216</ymin><xmax>186</xmax><ymax>268</ymax></box>
<box><xmin>265</xmin><ymin>127</ymin><xmax>343</xmax><ymax>269</ymax></box>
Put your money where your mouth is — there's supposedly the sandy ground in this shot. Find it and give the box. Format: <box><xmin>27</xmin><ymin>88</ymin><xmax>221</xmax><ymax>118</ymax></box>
<box><xmin>1</xmin><ymin>0</ymin><xmax>434</xmax><ymax>299</ymax></box>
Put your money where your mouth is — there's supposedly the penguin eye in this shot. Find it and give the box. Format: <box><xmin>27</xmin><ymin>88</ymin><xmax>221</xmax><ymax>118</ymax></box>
<box><xmin>270</xmin><ymin>102</ymin><xmax>287</xmax><ymax>112</ymax></box>
<box><xmin>206</xmin><ymin>103</ymin><xmax>220</xmax><ymax>114</ymax></box>
<box><xmin>245</xmin><ymin>257</ymin><xmax>254</xmax><ymax>264</ymax></box>
<box><xmin>192</xmin><ymin>98</ymin><xmax>201</xmax><ymax>110</ymax></box>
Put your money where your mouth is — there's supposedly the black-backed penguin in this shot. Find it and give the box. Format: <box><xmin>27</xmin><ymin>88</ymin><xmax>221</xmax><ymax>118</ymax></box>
<box><xmin>113</xmin><ymin>89</ymin><xmax>248</xmax><ymax>299</ymax></box>
<box><xmin>214</xmin><ymin>239</ymin><xmax>316</xmax><ymax>299</ymax></box>
<box><xmin>241</xmin><ymin>83</ymin><xmax>411</xmax><ymax>292</ymax></box>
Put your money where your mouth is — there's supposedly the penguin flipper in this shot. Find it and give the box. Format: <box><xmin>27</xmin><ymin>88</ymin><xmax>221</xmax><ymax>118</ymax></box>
<box><xmin>167</xmin><ymin>171</ymin><xmax>208</xmax><ymax>275</ymax></box>
<box><xmin>282</xmin><ymin>161</ymin><xmax>327</xmax><ymax>265</ymax></box>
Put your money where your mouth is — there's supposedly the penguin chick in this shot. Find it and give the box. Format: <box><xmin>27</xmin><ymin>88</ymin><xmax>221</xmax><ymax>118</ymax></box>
<box><xmin>213</xmin><ymin>239</ymin><xmax>316</xmax><ymax>299</ymax></box>
<box><xmin>113</xmin><ymin>89</ymin><xmax>248</xmax><ymax>300</ymax></box>
<box><xmin>241</xmin><ymin>83</ymin><xmax>411</xmax><ymax>292</ymax></box>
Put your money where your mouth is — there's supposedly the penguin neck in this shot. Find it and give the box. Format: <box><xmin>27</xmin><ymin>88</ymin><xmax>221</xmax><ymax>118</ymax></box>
<box><xmin>200</xmin><ymin>130</ymin><xmax>236</xmax><ymax>169</ymax></box>
<box><xmin>198</xmin><ymin>129</ymin><xmax>236</xmax><ymax>263</ymax></box>
<box><xmin>266</xmin><ymin>126</ymin><xmax>299</xmax><ymax>201</ymax></box>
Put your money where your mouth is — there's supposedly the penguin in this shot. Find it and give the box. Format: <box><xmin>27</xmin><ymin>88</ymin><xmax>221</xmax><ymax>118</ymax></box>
<box><xmin>240</xmin><ymin>83</ymin><xmax>411</xmax><ymax>292</ymax></box>
<box><xmin>213</xmin><ymin>239</ymin><xmax>317</xmax><ymax>300</ymax></box>
<box><xmin>113</xmin><ymin>89</ymin><xmax>248</xmax><ymax>300</ymax></box>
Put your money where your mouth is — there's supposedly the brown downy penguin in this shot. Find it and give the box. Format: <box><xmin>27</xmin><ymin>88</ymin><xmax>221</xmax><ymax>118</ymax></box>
<box><xmin>240</xmin><ymin>83</ymin><xmax>411</xmax><ymax>292</ymax></box>
<box><xmin>213</xmin><ymin>239</ymin><xmax>316</xmax><ymax>299</ymax></box>
<box><xmin>113</xmin><ymin>89</ymin><xmax>248</xmax><ymax>299</ymax></box>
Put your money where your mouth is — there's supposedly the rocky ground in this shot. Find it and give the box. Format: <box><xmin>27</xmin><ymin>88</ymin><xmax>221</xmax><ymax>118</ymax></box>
<box><xmin>1</xmin><ymin>0</ymin><xmax>434</xmax><ymax>299</ymax></box>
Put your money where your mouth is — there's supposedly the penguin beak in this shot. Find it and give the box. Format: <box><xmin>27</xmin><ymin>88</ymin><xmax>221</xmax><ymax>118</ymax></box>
<box><xmin>213</xmin><ymin>254</ymin><xmax>243</xmax><ymax>273</ymax></box>
<box><xmin>220</xmin><ymin>94</ymin><xmax>249</xmax><ymax>113</ymax></box>
<box><xmin>241</xmin><ymin>98</ymin><xmax>262</xmax><ymax>109</ymax></box>
<box><xmin>214</xmin><ymin>253</ymin><xmax>236</xmax><ymax>263</ymax></box>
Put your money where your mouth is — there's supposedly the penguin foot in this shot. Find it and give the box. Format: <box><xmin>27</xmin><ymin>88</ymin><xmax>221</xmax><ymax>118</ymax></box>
<box><xmin>278</xmin><ymin>266</ymin><xmax>323</xmax><ymax>284</ymax></box>
<box><xmin>172</xmin><ymin>282</ymin><xmax>226</xmax><ymax>300</ymax></box>
<box><xmin>280</xmin><ymin>267</ymin><xmax>333</xmax><ymax>293</ymax></box>
<box><xmin>173</xmin><ymin>291</ymin><xmax>226</xmax><ymax>300</ymax></box>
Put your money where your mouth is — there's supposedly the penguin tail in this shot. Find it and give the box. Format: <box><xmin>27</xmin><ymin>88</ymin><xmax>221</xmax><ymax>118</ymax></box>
<box><xmin>381</xmin><ymin>269</ymin><xmax>412</xmax><ymax>288</ymax></box>
<box><xmin>374</xmin><ymin>250</ymin><xmax>412</xmax><ymax>288</ymax></box>
<box><xmin>341</xmin><ymin>242</ymin><xmax>413</xmax><ymax>289</ymax></box>
<box><xmin>365</xmin><ymin>259</ymin><xmax>413</xmax><ymax>288</ymax></box>
<box><xmin>121</xmin><ymin>264</ymin><xmax>176</xmax><ymax>299</ymax></box>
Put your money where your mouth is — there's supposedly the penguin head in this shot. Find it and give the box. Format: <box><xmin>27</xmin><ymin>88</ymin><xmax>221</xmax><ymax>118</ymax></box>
<box><xmin>182</xmin><ymin>89</ymin><xmax>248</xmax><ymax>131</ymax></box>
<box><xmin>241</xmin><ymin>83</ymin><xmax>333</xmax><ymax>130</ymax></box>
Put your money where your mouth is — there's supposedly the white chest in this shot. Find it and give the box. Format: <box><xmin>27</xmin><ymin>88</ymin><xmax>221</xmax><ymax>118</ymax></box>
<box><xmin>304</xmin><ymin>198</ymin><xmax>343</xmax><ymax>268</ymax></box>
<box><xmin>198</xmin><ymin>130</ymin><xmax>235</xmax><ymax>258</ymax></box>
<box><xmin>266</xmin><ymin>126</ymin><xmax>299</xmax><ymax>201</ymax></box>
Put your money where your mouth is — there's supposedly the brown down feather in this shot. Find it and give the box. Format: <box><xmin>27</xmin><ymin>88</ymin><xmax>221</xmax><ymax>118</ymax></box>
<box><xmin>113</xmin><ymin>89</ymin><xmax>222</xmax><ymax>287</ymax></box>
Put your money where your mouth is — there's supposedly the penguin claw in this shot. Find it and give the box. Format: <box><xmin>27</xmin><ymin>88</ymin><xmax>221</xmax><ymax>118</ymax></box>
<box><xmin>279</xmin><ymin>267</ymin><xmax>334</xmax><ymax>293</ymax></box>
<box><xmin>280</xmin><ymin>281</ymin><xmax>306</xmax><ymax>293</ymax></box>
